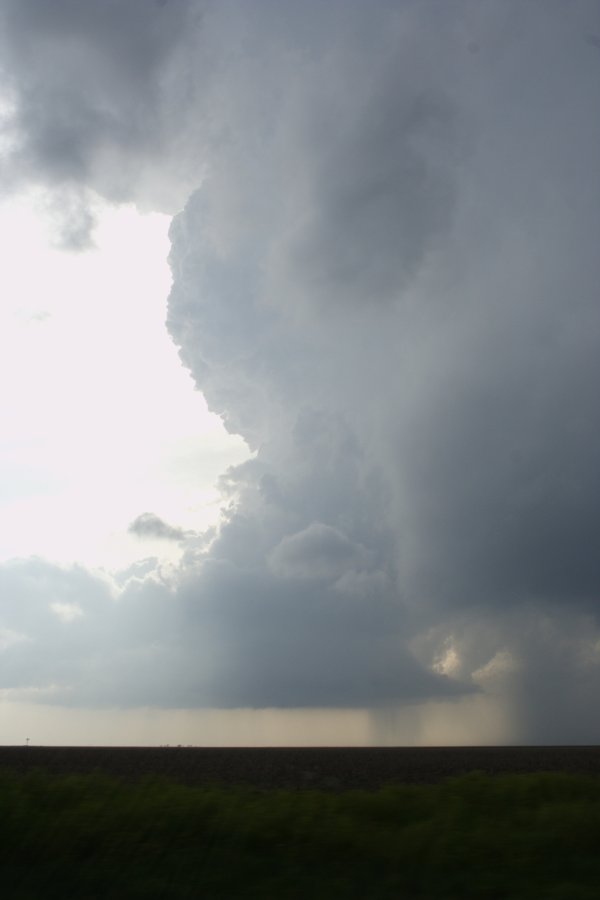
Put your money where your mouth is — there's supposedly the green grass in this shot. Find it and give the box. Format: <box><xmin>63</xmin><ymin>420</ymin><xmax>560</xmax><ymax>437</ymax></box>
<box><xmin>2</xmin><ymin>768</ymin><xmax>600</xmax><ymax>898</ymax></box>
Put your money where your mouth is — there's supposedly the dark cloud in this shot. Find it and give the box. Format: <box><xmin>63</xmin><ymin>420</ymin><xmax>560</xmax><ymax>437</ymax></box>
<box><xmin>165</xmin><ymin>0</ymin><xmax>600</xmax><ymax>726</ymax></box>
<box><xmin>0</xmin><ymin>557</ymin><xmax>114</xmax><ymax>694</ymax></box>
<box><xmin>267</xmin><ymin>523</ymin><xmax>372</xmax><ymax>583</ymax></box>
<box><xmin>0</xmin><ymin>0</ymin><xmax>198</xmax><ymax>238</ymax></box>
<box><xmin>269</xmin><ymin>79</ymin><xmax>461</xmax><ymax>311</ymax></box>
<box><xmin>128</xmin><ymin>512</ymin><xmax>189</xmax><ymax>542</ymax></box>
<box><xmin>2</xmin><ymin>1</ymin><xmax>600</xmax><ymax>735</ymax></box>
<box><xmin>0</xmin><ymin>554</ymin><xmax>467</xmax><ymax>710</ymax></box>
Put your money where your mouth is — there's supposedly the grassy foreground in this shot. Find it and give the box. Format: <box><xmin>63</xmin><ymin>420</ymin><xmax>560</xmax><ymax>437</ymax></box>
<box><xmin>2</xmin><ymin>768</ymin><xmax>600</xmax><ymax>898</ymax></box>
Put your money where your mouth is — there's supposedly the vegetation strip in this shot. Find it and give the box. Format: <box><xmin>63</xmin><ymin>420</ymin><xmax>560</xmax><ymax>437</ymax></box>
<box><xmin>2</xmin><ymin>769</ymin><xmax>600</xmax><ymax>898</ymax></box>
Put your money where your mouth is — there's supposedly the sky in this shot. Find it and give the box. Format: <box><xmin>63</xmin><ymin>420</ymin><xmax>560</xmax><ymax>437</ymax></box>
<box><xmin>1</xmin><ymin>0</ymin><xmax>600</xmax><ymax>747</ymax></box>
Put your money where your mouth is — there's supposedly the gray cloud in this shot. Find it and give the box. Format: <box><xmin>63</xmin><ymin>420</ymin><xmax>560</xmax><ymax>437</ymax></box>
<box><xmin>129</xmin><ymin>512</ymin><xmax>189</xmax><ymax>542</ymax></box>
<box><xmin>268</xmin><ymin>74</ymin><xmax>461</xmax><ymax>313</ymax></box>
<box><xmin>0</xmin><ymin>554</ymin><xmax>466</xmax><ymax>710</ymax></box>
<box><xmin>0</xmin><ymin>557</ymin><xmax>115</xmax><ymax>695</ymax></box>
<box><xmin>40</xmin><ymin>185</ymin><xmax>98</xmax><ymax>251</ymax></box>
<box><xmin>0</xmin><ymin>0</ymin><xmax>199</xmax><ymax>238</ymax></box>
<box><xmin>165</xmin><ymin>0</ymin><xmax>600</xmax><ymax>724</ymax></box>
<box><xmin>268</xmin><ymin>523</ymin><xmax>372</xmax><ymax>583</ymax></box>
<box><xmin>2</xmin><ymin>1</ymin><xmax>600</xmax><ymax>735</ymax></box>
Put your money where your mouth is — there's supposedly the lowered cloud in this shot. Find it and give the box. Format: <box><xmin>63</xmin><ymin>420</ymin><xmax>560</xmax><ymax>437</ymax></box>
<box><xmin>1</xmin><ymin>0</ymin><xmax>600</xmax><ymax>739</ymax></box>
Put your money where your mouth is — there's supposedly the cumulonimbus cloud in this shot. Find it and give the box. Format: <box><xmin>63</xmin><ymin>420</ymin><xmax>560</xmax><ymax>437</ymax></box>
<box><xmin>1</xmin><ymin>0</ymin><xmax>600</xmax><ymax>738</ymax></box>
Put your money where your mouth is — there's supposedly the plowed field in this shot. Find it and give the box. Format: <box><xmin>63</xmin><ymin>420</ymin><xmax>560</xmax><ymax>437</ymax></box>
<box><xmin>2</xmin><ymin>744</ymin><xmax>600</xmax><ymax>790</ymax></box>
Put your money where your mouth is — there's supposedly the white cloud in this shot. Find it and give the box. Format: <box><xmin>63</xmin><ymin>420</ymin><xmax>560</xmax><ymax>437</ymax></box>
<box><xmin>50</xmin><ymin>602</ymin><xmax>84</xmax><ymax>623</ymax></box>
<box><xmin>0</xmin><ymin>627</ymin><xmax>31</xmax><ymax>652</ymax></box>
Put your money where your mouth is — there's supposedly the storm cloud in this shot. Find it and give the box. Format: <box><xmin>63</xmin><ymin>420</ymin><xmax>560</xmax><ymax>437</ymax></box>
<box><xmin>0</xmin><ymin>0</ymin><xmax>198</xmax><ymax>242</ymax></box>
<box><xmin>2</xmin><ymin>0</ymin><xmax>600</xmax><ymax>739</ymax></box>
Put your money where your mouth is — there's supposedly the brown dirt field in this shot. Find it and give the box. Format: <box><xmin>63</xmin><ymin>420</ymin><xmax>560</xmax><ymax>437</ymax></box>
<box><xmin>2</xmin><ymin>745</ymin><xmax>600</xmax><ymax>790</ymax></box>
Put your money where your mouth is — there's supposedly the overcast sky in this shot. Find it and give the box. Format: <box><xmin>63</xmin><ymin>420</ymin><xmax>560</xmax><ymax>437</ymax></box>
<box><xmin>1</xmin><ymin>0</ymin><xmax>600</xmax><ymax>747</ymax></box>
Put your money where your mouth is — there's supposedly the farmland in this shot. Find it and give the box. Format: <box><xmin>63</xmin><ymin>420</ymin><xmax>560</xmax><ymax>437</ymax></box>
<box><xmin>3</xmin><ymin>744</ymin><xmax>600</xmax><ymax>789</ymax></box>
<box><xmin>2</xmin><ymin>747</ymin><xmax>600</xmax><ymax>897</ymax></box>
